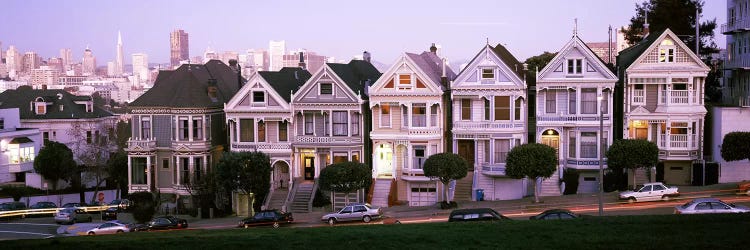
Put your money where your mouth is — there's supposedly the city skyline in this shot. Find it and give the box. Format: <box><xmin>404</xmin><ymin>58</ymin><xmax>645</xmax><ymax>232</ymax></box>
<box><xmin>1</xmin><ymin>0</ymin><xmax>727</xmax><ymax>66</ymax></box>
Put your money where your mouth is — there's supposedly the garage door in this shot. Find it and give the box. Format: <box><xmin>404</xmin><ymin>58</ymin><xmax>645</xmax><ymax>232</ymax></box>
<box><xmin>577</xmin><ymin>174</ymin><xmax>598</xmax><ymax>194</ymax></box>
<box><xmin>664</xmin><ymin>161</ymin><xmax>691</xmax><ymax>185</ymax></box>
<box><xmin>409</xmin><ymin>183</ymin><xmax>437</xmax><ymax>206</ymax></box>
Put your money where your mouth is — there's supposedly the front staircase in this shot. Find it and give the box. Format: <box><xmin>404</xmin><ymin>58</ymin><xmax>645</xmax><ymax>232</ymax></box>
<box><xmin>266</xmin><ymin>187</ymin><xmax>289</xmax><ymax>211</ymax></box>
<box><xmin>290</xmin><ymin>182</ymin><xmax>314</xmax><ymax>213</ymax></box>
<box><xmin>539</xmin><ymin>170</ymin><xmax>562</xmax><ymax>196</ymax></box>
<box><xmin>453</xmin><ymin>172</ymin><xmax>473</xmax><ymax>201</ymax></box>
<box><xmin>371</xmin><ymin>179</ymin><xmax>391</xmax><ymax>208</ymax></box>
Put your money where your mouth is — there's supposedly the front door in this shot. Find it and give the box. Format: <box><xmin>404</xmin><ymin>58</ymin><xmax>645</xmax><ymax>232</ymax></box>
<box><xmin>304</xmin><ymin>157</ymin><xmax>315</xmax><ymax>180</ymax></box>
<box><xmin>457</xmin><ymin>140</ymin><xmax>475</xmax><ymax>170</ymax></box>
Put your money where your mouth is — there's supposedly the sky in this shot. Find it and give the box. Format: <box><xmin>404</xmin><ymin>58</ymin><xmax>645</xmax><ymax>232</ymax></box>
<box><xmin>0</xmin><ymin>0</ymin><xmax>727</xmax><ymax>67</ymax></box>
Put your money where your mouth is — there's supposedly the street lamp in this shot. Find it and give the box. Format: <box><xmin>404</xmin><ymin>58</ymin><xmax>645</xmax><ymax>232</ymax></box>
<box><xmin>597</xmin><ymin>94</ymin><xmax>604</xmax><ymax>216</ymax></box>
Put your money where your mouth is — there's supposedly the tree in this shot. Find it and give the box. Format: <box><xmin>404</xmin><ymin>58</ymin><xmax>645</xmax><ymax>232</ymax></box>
<box><xmin>318</xmin><ymin>161</ymin><xmax>372</xmax><ymax>206</ymax></box>
<box><xmin>524</xmin><ymin>51</ymin><xmax>558</xmax><ymax>72</ymax></box>
<box><xmin>107</xmin><ymin>151</ymin><xmax>128</xmax><ymax>199</ymax></box>
<box><xmin>623</xmin><ymin>0</ymin><xmax>717</xmax><ymax>56</ymax></box>
<box><xmin>505</xmin><ymin>143</ymin><xmax>557</xmax><ymax>203</ymax></box>
<box><xmin>33</xmin><ymin>141</ymin><xmax>77</xmax><ymax>191</ymax></box>
<box><xmin>129</xmin><ymin>191</ymin><xmax>156</xmax><ymax>223</ymax></box>
<box><xmin>721</xmin><ymin>132</ymin><xmax>750</xmax><ymax>162</ymax></box>
<box><xmin>606</xmin><ymin>139</ymin><xmax>660</xmax><ymax>189</ymax></box>
<box><xmin>423</xmin><ymin>153</ymin><xmax>468</xmax><ymax>206</ymax></box>
<box><xmin>213</xmin><ymin>151</ymin><xmax>271</xmax><ymax>211</ymax></box>
<box><xmin>67</xmin><ymin>120</ymin><xmax>117</xmax><ymax>204</ymax></box>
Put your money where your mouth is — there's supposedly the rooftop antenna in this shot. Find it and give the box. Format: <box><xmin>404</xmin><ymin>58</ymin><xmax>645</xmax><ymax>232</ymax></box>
<box><xmin>486</xmin><ymin>37</ymin><xmax>489</xmax><ymax>45</ymax></box>
<box><xmin>573</xmin><ymin>18</ymin><xmax>578</xmax><ymax>37</ymax></box>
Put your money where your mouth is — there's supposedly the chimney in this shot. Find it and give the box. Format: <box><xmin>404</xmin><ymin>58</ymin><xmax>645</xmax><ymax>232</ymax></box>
<box><xmin>42</xmin><ymin>84</ymin><xmax>47</xmax><ymax>90</ymax></box>
<box><xmin>430</xmin><ymin>43</ymin><xmax>438</xmax><ymax>54</ymax></box>
<box><xmin>363</xmin><ymin>51</ymin><xmax>371</xmax><ymax>62</ymax></box>
<box><xmin>642</xmin><ymin>11</ymin><xmax>650</xmax><ymax>38</ymax></box>
<box><xmin>228</xmin><ymin>59</ymin><xmax>238</xmax><ymax>69</ymax></box>
<box><xmin>298</xmin><ymin>52</ymin><xmax>306</xmax><ymax>70</ymax></box>
<box><xmin>207</xmin><ymin>78</ymin><xmax>218</xmax><ymax>98</ymax></box>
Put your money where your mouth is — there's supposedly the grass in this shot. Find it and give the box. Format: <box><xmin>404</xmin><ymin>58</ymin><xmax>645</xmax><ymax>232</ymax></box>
<box><xmin>5</xmin><ymin>214</ymin><xmax>750</xmax><ymax>249</ymax></box>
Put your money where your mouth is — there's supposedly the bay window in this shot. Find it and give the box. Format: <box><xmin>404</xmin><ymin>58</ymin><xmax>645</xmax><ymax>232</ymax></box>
<box><xmin>412</xmin><ymin>103</ymin><xmax>426</xmax><ymax>127</ymax></box>
<box><xmin>494</xmin><ymin>96</ymin><xmax>510</xmax><ymax>121</ymax></box>
<box><xmin>333</xmin><ymin>111</ymin><xmax>348</xmax><ymax>136</ymax></box>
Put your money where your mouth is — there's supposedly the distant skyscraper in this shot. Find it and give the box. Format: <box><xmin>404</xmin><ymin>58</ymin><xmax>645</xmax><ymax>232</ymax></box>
<box><xmin>47</xmin><ymin>57</ymin><xmax>64</xmax><ymax>72</ymax></box>
<box><xmin>170</xmin><ymin>29</ymin><xmax>189</xmax><ymax>68</ymax></box>
<box><xmin>6</xmin><ymin>45</ymin><xmax>21</xmax><ymax>78</ymax></box>
<box><xmin>23</xmin><ymin>51</ymin><xmax>41</xmax><ymax>73</ymax></box>
<box><xmin>82</xmin><ymin>46</ymin><xmax>97</xmax><ymax>76</ymax></box>
<box><xmin>269</xmin><ymin>40</ymin><xmax>285</xmax><ymax>71</ymax></box>
<box><xmin>283</xmin><ymin>50</ymin><xmax>327</xmax><ymax>73</ymax></box>
<box><xmin>60</xmin><ymin>48</ymin><xmax>73</xmax><ymax>70</ymax></box>
<box><xmin>220</xmin><ymin>51</ymin><xmax>238</xmax><ymax>65</ymax></box>
<box><xmin>132</xmin><ymin>53</ymin><xmax>149</xmax><ymax>82</ymax></box>
<box><xmin>30</xmin><ymin>66</ymin><xmax>59</xmax><ymax>86</ymax></box>
<box><xmin>116</xmin><ymin>31</ymin><xmax>124</xmax><ymax>75</ymax></box>
<box><xmin>203</xmin><ymin>46</ymin><xmax>218</xmax><ymax>62</ymax></box>
<box><xmin>107</xmin><ymin>61</ymin><xmax>116</xmax><ymax>76</ymax></box>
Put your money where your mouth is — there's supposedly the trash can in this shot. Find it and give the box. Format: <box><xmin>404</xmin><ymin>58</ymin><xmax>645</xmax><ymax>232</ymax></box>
<box><xmin>475</xmin><ymin>189</ymin><xmax>484</xmax><ymax>201</ymax></box>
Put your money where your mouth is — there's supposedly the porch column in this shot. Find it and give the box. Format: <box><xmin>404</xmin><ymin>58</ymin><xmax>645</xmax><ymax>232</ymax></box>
<box><xmin>146</xmin><ymin>156</ymin><xmax>151</xmax><ymax>191</ymax></box>
<box><xmin>175</xmin><ymin>156</ymin><xmax>181</xmax><ymax>185</ymax></box>
<box><xmin>127</xmin><ymin>155</ymin><xmax>132</xmax><ymax>190</ymax></box>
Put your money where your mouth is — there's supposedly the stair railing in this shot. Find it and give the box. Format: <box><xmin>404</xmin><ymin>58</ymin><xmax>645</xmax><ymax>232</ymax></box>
<box><xmin>283</xmin><ymin>178</ymin><xmax>299</xmax><ymax>213</ymax></box>
<box><xmin>307</xmin><ymin>178</ymin><xmax>319</xmax><ymax>212</ymax></box>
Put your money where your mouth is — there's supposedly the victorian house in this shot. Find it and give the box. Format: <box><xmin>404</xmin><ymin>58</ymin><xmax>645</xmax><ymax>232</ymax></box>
<box><xmin>0</xmin><ymin>86</ymin><xmax>117</xmax><ymax>189</ymax></box>
<box><xmin>368</xmin><ymin>46</ymin><xmax>456</xmax><ymax>207</ymax></box>
<box><xmin>616</xmin><ymin>28</ymin><xmax>709</xmax><ymax>186</ymax></box>
<box><xmin>224</xmin><ymin>66</ymin><xmax>310</xmax><ymax>211</ymax></box>
<box><xmin>451</xmin><ymin>43</ymin><xmax>528</xmax><ymax>201</ymax></box>
<box><xmin>126</xmin><ymin>60</ymin><xmax>240</xmax><ymax>199</ymax></box>
<box><xmin>536</xmin><ymin>33</ymin><xmax>617</xmax><ymax>194</ymax></box>
<box><xmin>289</xmin><ymin>59</ymin><xmax>380</xmax><ymax>211</ymax></box>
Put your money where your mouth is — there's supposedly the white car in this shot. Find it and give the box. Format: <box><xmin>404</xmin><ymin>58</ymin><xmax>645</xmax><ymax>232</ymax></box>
<box><xmin>321</xmin><ymin>203</ymin><xmax>382</xmax><ymax>225</ymax></box>
<box><xmin>619</xmin><ymin>182</ymin><xmax>679</xmax><ymax>203</ymax></box>
<box><xmin>87</xmin><ymin>221</ymin><xmax>131</xmax><ymax>235</ymax></box>
<box><xmin>674</xmin><ymin>198</ymin><xmax>750</xmax><ymax>214</ymax></box>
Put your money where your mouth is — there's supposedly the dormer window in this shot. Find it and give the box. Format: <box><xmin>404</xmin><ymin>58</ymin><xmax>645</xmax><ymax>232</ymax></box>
<box><xmin>481</xmin><ymin>68</ymin><xmax>494</xmax><ymax>79</ymax></box>
<box><xmin>252</xmin><ymin>91</ymin><xmax>265</xmax><ymax>104</ymax></box>
<box><xmin>659</xmin><ymin>39</ymin><xmax>675</xmax><ymax>63</ymax></box>
<box><xmin>36</xmin><ymin>102</ymin><xmax>46</xmax><ymax>115</ymax></box>
<box><xmin>567</xmin><ymin>59</ymin><xmax>583</xmax><ymax>74</ymax></box>
<box><xmin>320</xmin><ymin>83</ymin><xmax>333</xmax><ymax>95</ymax></box>
<box><xmin>398</xmin><ymin>74</ymin><xmax>412</xmax><ymax>85</ymax></box>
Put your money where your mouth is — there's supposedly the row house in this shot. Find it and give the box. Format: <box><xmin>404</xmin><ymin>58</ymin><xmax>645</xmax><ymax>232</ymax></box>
<box><xmin>126</xmin><ymin>60</ymin><xmax>239</xmax><ymax>197</ymax></box>
<box><xmin>0</xmin><ymin>86</ymin><xmax>117</xmax><ymax>189</ymax></box>
<box><xmin>617</xmin><ymin>29</ymin><xmax>709</xmax><ymax>185</ymax></box>
<box><xmin>536</xmin><ymin>34</ymin><xmax>617</xmax><ymax>195</ymax></box>
<box><xmin>0</xmin><ymin>108</ymin><xmax>42</xmax><ymax>185</ymax></box>
<box><xmin>451</xmin><ymin>44</ymin><xmax>528</xmax><ymax>201</ymax></box>
<box><xmin>369</xmin><ymin>47</ymin><xmax>456</xmax><ymax>207</ymax></box>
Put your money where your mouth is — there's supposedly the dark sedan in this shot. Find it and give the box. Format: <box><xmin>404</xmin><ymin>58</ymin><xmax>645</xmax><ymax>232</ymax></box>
<box><xmin>102</xmin><ymin>207</ymin><xmax>119</xmax><ymax>221</ymax></box>
<box><xmin>529</xmin><ymin>209</ymin><xmax>581</xmax><ymax>220</ymax></box>
<box><xmin>448</xmin><ymin>208</ymin><xmax>511</xmax><ymax>222</ymax></box>
<box><xmin>238</xmin><ymin>210</ymin><xmax>293</xmax><ymax>228</ymax></box>
<box><xmin>133</xmin><ymin>216</ymin><xmax>188</xmax><ymax>231</ymax></box>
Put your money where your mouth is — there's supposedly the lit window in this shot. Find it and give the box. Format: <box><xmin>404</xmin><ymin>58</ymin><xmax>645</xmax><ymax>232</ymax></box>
<box><xmin>380</xmin><ymin>104</ymin><xmax>391</xmax><ymax>127</ymax></box>
<box><xmin>398</xmin><ymin>74</ymin><xmax>411</xmax><ymax>85</ymax></box>
<box><xmin>257</xmin><ymin>121</ymin><xmax>265</xmax><ymax>142</ymax></box>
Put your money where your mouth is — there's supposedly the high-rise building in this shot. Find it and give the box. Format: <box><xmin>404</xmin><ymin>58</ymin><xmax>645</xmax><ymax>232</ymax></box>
<box><xmin>6</xmin><ymin>46</ymin><xmax>21</xmax><ymax>78</ymax></box>
<box><xmin>60</xmin><ymin>48</ymin><xmax>73</xmax><ymax>70</ymax></box>
<box><xmin>82</xmin><ymin>46</ymin><xmax>97</xmax><ymax>76</ymax></box>
<box><xmin>23</xmin><ymin>51</ymin><xmax>41</xmax><ymax>73</ymax></box>
<box><xmin>269</xmin><ymin>40</ymin><xmax>286</xmax><ymax>71</ymax></box>
<box><xmin>283</xmin><ymin>50</ymin><xmax>327</xmax><ymax>73</ymax></box>
<box><xmin>170</xmin><ymin>29</ymin><xmax>189</xmax><ymax>68</ymax></box>
<box><xmin>47</xmin><ymin>57</ymin><xmax>64</xmax><ymax>73</ymax></box>
<box><xmin>107</xmin><ymin>61</ymin><xmax>116</xmax><ymax>76</ymax></box>
<box><xmin>30</xmin><ymin>66</ymin><xmax>59</xmax><ymax>86</ymax></box>
<box><xmin>132</xmin><ymin>53</ymin><xmax>149</xmax><ymax>83</ymax></box>
<box><xmin>115</xmin><ymin>31</ymin><xmax>124</xmax><ymax>76</ymax></box>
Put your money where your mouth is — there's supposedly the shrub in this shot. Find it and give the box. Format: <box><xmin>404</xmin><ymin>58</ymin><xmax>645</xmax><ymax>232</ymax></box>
<box><xmin>312</xmin><ymin>189</ymin><xmax>330</xmax><ymax>208</ymax></box>
<box><xmin>562</xmin><ymin>168</ymin><xmax>580</xmax><ymax>195</ymax></box>
<box><xmin>129</xmin><ymin>191</ymin><xmax>156</xmax><ymax>223</ymax></box>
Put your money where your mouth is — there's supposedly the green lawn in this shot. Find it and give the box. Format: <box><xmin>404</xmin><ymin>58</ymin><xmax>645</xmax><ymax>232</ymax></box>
<box><xmin>6</xmin><ymin>214</ymin><xmax>750</xmax><ymax>249</ymax></box>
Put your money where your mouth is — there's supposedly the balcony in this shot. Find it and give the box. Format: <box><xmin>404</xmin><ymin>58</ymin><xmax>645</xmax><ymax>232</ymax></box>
<box><xmin>295</xmin><ymin>136</ymin><xmax>362</xmax><ymax>144</ymax></box>
<box><xmin>537</xmin><ymin>115</ymin><xmax>610</xmax><ymax>122</ymax></box>
<box><xmin>231</xmin><ymin>142</ymin><xmax>292</xmax><ymax>152</ymax></box>
<box><xmin>6</xmin><ymin>162</ymin><xmax>34</xmax><ymax>173</ymax></box>
<box><xmin>172</xmin><ymin>140</ymin><xmax>212</xmax><ymax>152</ymax></box>
<box><xmin>453</xmin><ymin>121</ymin><xmax>524</xmax><ymax>130</ymax></box>
<box><xmin>565</xmin><ymin>159</ymin><xmax>606</xmax><ymax>170</ymax></box>
<box><xmin>126</xmin><ymin>138</ymin><xmax>156</xmax><ymax>152</ymax></box>
<box><xmin>404</xmin><ymin>127</ymin><xmax>442</xmax><ymax>136</ymax></box>
<box><xmin>721</xmin><ymin>19</ymin><xmax>750</xmax><ymax>34</ymax></box>
<box><xmin>481</xmin><ymin>164</ymin><xmax>507</xmax><ymax>177</ymax></box>
<box><xmin>633</xmin><ymin>89</ymin><xmax>645</xmax><ymax>103</ymax></box>
<box><xmin>669</xmin><ymin>90</ymin><xmax>689</xmax><ymax>104</ymax></box>
<box><xmin>658</xmin><ymin>134</ymin><xmax>697</xmax><ymax>149</ymax></box>
<box><xmin>725</xmin><ymin>56</ymin><xmax>750</xmax><ymax>69</ymax></box>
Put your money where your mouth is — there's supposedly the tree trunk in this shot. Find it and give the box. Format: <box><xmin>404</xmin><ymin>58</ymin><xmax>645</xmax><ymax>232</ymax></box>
<box><xmin>633</xmin><ymin>169</ymin><xmax>637</xmax><ymax>189</ymax></box>
<box><xmin>534</xmin><ymin>177</ymin><xmax>540</xmax><ymax>203</ymax></box>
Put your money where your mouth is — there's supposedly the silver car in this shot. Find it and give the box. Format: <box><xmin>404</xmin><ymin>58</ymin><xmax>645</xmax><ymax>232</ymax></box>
<box><xmin>321</xmin><ymin>203</ymin><xmax>382</xmax><ymax>225</ymax></box>
<box><xmin>54</xmin><ymin>208</ymin><xmax>93</xmax><ymax>224</ymax></box>
<box><xmin>87</xmin><ymin>222</ymin><xmax>131</xmax><ymax>235</ymax></box>
<box><xmin>674</xmin><ymin>198</ymin><xmax>750</xmax><ymax>214</ymax></box>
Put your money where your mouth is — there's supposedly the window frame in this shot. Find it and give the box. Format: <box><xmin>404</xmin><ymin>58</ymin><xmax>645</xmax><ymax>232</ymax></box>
<box><xmin>412</xmin><ymin>103</ymin><xmax>427</xmax><ymax>127</ymax></box>
<box><xmin>481</xmin><ymin>68</ymin><xmax>494</xmax><ymax>80</ymax></box>
<box><xmin>332</xmin><ymin>111</ymin><xmax>348</xmax><ymax>136</ymax></box>
<box><xmin>545</xmin><ymin>90</ymin><xmax>556</xmax><ymax>114</ymax></box>
<box><xmin>252</xmin><ymin>91</ymin><xmax>265</xmax><ymax>103</ymax></box>
<box><xmin>461</xmin><ymin>99</ymin><xmax>471</xmax><ymax>120</ymax></box>
<box><xmin>494</xmin><ymin>96</ymin><xmax>510</xmax><ymax>121</ymax></box>
<box><xmin>141</xmin><ymin>116</ymin><xmax>151</xmax><ymax>139</ymax></box>
<box><xmin>567</xmin><ymin>58</ymin><xmax>583</xmax><ymax>74</ymax></box>
<box><xmin>319</xmin><ymin>83</ymin><xmax>333</xmax><ymax>95</ymax></box>
<box><xmin>278</xmin><ymin>121</ymin><xmax>288</xmax><ymax>141</ymax></box>
<box><xmin>380</xmin><ymin>104</ymin><xmax>391</xmax><ymax>128</ymax></box>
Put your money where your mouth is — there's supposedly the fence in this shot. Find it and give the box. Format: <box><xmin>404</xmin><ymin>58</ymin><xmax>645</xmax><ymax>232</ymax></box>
<box><xmin>0</xmin><ymin>189</ymin><xmax>119</xmax><ymax>218</ymax></box>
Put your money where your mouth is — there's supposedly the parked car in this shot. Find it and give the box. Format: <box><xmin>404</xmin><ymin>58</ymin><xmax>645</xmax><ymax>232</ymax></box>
<box><xmin>62</xmin><ymin>202</ymin><xmax>85</xmax><ymax>208</ymax></box>
<box><xmin>109</xmin><ymin>199</ymin><xmax>132</xmax><ymax>210</ymax></box>
<box><xmin>0</xmin><ymin>201</ymin><xmax>27</xmax><ymax>211</ymax></box>
<box><xmin>448</xmin><ymin>208</ymin><xmax>510</xmax><ymax>222</ymax></box>
<box><xmin>30</xmin><ymin>201</ymin><xmax>57</xmax><ymax>209</ymax></box>
<box><xmin>529</xmin><ymin>209</ymin><xmax>581</xmax><ymax>220</ymax></box>
<box><xmin>87</xmin><ymin>221</ymin><xmax>131</xmax><ymax>235</ymax></box>
<box><xmin>101</xmin><ymin>207</ymin><xmax>119</xmax><ymax>221</ymax></box>
<box><xmin>321</xmin><ymin>203</ymin><xmax>382</xmax><ymax>225</ymax></box>
<box><xmin>618</xmin><ymin>182</ymin><xmax>680</xmax><ymax>203</ymax></box>
<box><xmin>132</xmin><ymin>216</ymin><xmax>188</xmax><ymax>231</ymax></box>
<box><xmin>54</xmin><ymin>208</ymin><xmax>93</xmax><ymax>224</ymax></box>
<box><xmin>238</xmin><ymin>210</ymin><xmax>293</xmax><ymax>228</ymax></box>
<box><xmin>674</xmin><ymin>198</ymin><xmax>750</xmax><ymax>214</ymax></box>
<box><xmin>738</xmin><ymin>181</ymin><xmax>750</xmax><ymax>195</ymax></box>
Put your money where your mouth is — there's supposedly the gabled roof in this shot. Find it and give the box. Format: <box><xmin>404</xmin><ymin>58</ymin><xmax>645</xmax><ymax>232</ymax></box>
<box><xmin>130</xmin><ymin>60</ymin><xmax>241</xmax><ymax>108</ymax></box>
<box><xmin>490</xmin><ymin>44</ymin><xmax>525</xmax><ymax>79</ymax></box>
<box><xmin>538</xmin><ymin>35</ymin><xmax>617</xmax><ymax>80</ymax></box>
<box><xmin>326</xmin><ymin>60</ymin><xmax>382</xmax><ymax>99</ymax></box>
<box><xmin>405</xmin><ymin>51</ymin><xmax>456</xmax><ymax>89</ymax></box>
<box><xmin>617</xmin><ymin>30</ymin><xmax>663</xmax><ymax>71</ymax></box>
<box><xmin>258</xmin><ymin>67</ymin><xmax>311</xmax><ymax>103</ymax></box>
<box><xmin>0</xmin><ymin>86</ymin><xmax>113</xmax><ymax>119</ymax></box>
